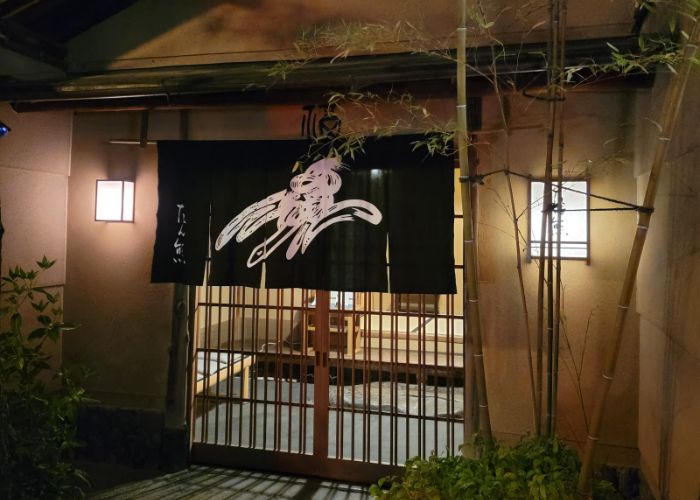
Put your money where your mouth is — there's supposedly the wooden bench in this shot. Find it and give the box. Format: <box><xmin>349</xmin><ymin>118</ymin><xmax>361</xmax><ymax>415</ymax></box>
<box><xmin>196</xmin><ymin>351</ymin><xmax>253</xmax><ymax>399</ymax></box>
<box><xmin>254</xmin><ymin>347</ymin><xmax>464</xmax><ymax>385</ymax></box>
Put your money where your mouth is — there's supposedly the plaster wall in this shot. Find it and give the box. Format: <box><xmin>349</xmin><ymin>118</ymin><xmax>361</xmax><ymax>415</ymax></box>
<box><xmin>0</xmin><ymin>102</ymin><xmax>72</xmax><ymax>369</ymax></box>
<box><xmin>63</xmin><ymin>91</ymin><xmax>639</xmax><ymax>461</ymax></box>
<box><xmin>635</xmin><ymin>69</ymin><xmax>700</xmax><ymax>500</ymax></box>
<box><xmin>63</xmin><ymin>105</ymin><xmax>303</xmax><ymax>410</ymax></box>
<box><xmin>64</xmin><ymin>112</ymin><xmax>173</xmax><ymax>410</ymax></box>
<box><xmin>66</xmin><ymin>0</ymin><xmax>635</xmax><ymax>71</ymax></box>
<box><xmin>473</xmin><ymin>90</ymin><xmax>639</xmax><ymax>461</ymax></box>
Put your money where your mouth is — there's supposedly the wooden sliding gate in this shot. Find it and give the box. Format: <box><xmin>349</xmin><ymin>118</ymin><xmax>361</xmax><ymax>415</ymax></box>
<box><xmin>190</xmin><ymin>265</ymin><xmax>467</xmax><ymax>483</ymax></box>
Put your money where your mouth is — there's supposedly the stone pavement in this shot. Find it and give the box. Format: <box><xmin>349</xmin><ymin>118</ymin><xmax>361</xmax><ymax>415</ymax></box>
<box><xmin>90</xmin><ymin>464</ymin><xmax>371</xmax><ymax>499</ymax></box>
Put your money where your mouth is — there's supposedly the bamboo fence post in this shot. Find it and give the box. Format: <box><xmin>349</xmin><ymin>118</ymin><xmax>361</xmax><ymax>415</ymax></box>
<box><xmin>577</xmin><ymin>15</ymin><xmax>700</xmax><ymax>495</ymax></box>
<box><xmin>457</xmin><ymin>0</ymin><xmax>492</xmax><ymax>442</ymax></box>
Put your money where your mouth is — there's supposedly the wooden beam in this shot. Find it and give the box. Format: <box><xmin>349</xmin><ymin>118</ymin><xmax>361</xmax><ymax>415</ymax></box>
<box><xmin>0</xmin><ymin>35</ymin><xmax>647</xmax><ymax>107</ymax></box>
<box><xmin>0</xmin><ymin>38</ymin><xmax>653</xmax><ymax>112</ymax></box>
<box><xmin>8</xmin><ymin>72</ymin><xmax>653</xmax><ymax>114</ymax></box>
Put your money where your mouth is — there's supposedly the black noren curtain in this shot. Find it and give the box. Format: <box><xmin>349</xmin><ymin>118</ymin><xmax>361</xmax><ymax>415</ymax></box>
<box><xmin>364</xmin><ymin>136</ymin><xmax>457</xmax><ymax>294</ymax></box>
<box><xmin>151</xmin><ymin>136</ymin><xmax>455</xmax><ymax>294</ymax></box>
<box><xmin>209</xmin><ymin>140</ymin><xmax>308</xmax><ymax>288</ymax></box>
<box><xmin>151</xmin><ymin>141</ymin><xmax>211</xmax><ymax>285</ymax></box>
<box><xmin>264</xmin><ymin>151</ymin><xmax>389</xmax><ymax>292</ymax></box>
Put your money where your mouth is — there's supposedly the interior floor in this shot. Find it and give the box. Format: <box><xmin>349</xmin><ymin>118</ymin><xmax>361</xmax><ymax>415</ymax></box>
<box><xmin>194</xmin><ymin>378</ymin><xmax>465</xmax><ymax>464</ymax></box>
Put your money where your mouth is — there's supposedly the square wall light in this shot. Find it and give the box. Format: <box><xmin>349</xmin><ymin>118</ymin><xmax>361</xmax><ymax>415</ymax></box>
<box><xmin>95</xmin><ymin>180</ymin><xmax>134</xmax><ymax>222</ymax></box>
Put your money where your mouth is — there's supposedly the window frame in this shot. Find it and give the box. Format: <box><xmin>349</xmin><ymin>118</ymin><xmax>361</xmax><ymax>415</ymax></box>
<box><xmin>527</xmin><ymin>177</ymin><xmax>590</xmax><ymax>264</ymax></box>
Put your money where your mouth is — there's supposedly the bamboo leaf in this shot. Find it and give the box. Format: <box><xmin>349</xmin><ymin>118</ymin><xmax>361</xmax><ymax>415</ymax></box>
<box><xmin>31</xmin><ymin>301</ymin><xmax>49</xmax><ymax>312</ymax></box>
<box><xmin>37</xmin><ymin>256</ymin><xmax>54</xmax><ymax>269</ymax></box>
<box><xmin>47</xmin><ymin>327</ymin><xmax>60</xmax><ymax>342</ymax></box>
<box><xmin>11</xmin><ymin>313</ymin><xmax>22</xmax><ymax>334</ymax></box>
<box><xmin>28</xmin><ymin>328</ymin><xmax>47</xmax><ymax>340</ymax></box>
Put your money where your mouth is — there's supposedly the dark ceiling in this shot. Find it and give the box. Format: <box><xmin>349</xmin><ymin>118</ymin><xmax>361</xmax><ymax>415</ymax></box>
<box><xmin>0</xmin><ymin>0</ymin><xmax>138</xmax><ymax>68</ymax></box>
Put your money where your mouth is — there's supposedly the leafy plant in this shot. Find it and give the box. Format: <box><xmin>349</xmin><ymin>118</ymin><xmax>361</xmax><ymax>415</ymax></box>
<box><xmin>0</xmin><ymin>257</ymin><xmax>90</xmax><ymax>499</ymax></box>
<box><xmin>369</xmin><ymin>436</ymin><xmax>622</xmax><ymax>500</ymax></box>
<box><xmin>267</xmin><ymin>19</ymin><xmax>431</xmax><ymax>79</ymax></box>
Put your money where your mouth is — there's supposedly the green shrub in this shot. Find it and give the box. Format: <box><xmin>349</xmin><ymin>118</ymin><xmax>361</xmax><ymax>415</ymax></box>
<box><xmin>0</xmin><ymin>258</ymin><xmax>90</xmax><ymax>499</ymax></box>
<box><xmin>369</xmin><ymin>436</ymin><xmax>622</xmax><ymax>500</ymax></box>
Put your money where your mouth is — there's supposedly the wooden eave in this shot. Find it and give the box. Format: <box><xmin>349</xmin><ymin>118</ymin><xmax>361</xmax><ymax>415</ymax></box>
<box><xmin>0</xmin><ymin>35</ymin><xmax>655</xmax><ymax>112</ymax></box>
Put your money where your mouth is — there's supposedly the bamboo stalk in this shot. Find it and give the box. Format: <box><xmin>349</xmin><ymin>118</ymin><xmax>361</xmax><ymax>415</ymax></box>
<box><xmin>545</xmin><ymin>0</ymin><xmax>564</xmax><ymax>438</ymax></box>
<box><xmin>577</xmin><ymin>14</ymin><xmax>700</xmax><ymax>496</ymax></box>
<box><xmin>545</xmin><ymin>183</ymin><xmax>555</xmax><ymax>436</ymax></box>
<box><xmin>550</xmin><ymin>136</ymin><xmax>564</xmax><ymax>437</ymax></box>
<box><xmin>506</xmin><ymin>173</ymin><xmax>538</xmax><ymax>430</ymax></box>
<box><xmin>550</xmin><ymin>0</ymin><xmax>567</xmax><ymax>437</ymax></box>
<box><xmin>538</xmin><ymin>0</ymin><xmax>559</xmax><ymax>436</ymax></box>
<box><xmin>477</xmin><ymin>0</ymin><xmax>538</xmax><ymax>430</ymax></box>
<box><xmin>457</xmin><ymin>0</ymin><xmax>492</xmax><ymax>442</ymax></box>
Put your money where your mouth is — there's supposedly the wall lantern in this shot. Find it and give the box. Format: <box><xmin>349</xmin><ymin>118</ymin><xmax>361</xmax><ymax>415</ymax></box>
<box><xmin>95</xmin><ymin>180</ymin><xmax>135</xmax><ymax>222</ymax></box>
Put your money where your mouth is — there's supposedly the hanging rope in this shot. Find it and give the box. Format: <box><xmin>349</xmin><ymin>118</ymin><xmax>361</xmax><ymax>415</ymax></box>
<box><xmin>459</xmin><ymin>169</ymin><xmax>652</xmax><ymax>213</ymax></box>
<box><xmin>555</xmin><ymin>207</ymin><xmax>640</xmax><ymax>212</ymax></box>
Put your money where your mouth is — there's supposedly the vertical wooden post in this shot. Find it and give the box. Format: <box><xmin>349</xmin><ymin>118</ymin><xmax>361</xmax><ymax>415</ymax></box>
<box><xmin>185</xmin><ymin>284</ymin><xmax>197</xmax><ymax>450</ymax></box>
<box><xmin>165</xmin><ymin>286</ymin><xmax>189</xmax><ymax>429</ymax></box>
<box><xmin>457</xmin><ymin>0</ymin><xmax>492</xmax><ymax>442</ymax></box>
<box><xmin>577</xmin><ymin>15</ymin><xmax>699</xmax><ymax>496</ymax></box>
<box><xmin>313</xmin><ymin>289</ymin><xmax>330</xmax><ymax>458</ymax></box>
<box><xmin>176</xmin><ymin>109</ymin><xmax>198</xmax><ymax>452</ymax></box>
<box><xmin>164</xmin><ymin>110</ymin><xmax>191</xmax><ymax>468</ymax></box>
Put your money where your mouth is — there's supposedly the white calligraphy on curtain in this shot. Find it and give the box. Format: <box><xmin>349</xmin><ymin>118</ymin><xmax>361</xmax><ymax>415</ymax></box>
<box><xmin>215</xmin><ymin>157</ymin><xmax>382</xmax><ymax>268</ymax></box>
<box><xmin>173</xmin><ymin>203</ymin><xmax>186</xmax><ymax>264</ymax></box>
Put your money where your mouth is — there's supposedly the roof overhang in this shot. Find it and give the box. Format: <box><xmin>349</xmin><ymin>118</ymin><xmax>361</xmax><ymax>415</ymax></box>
<box><xmin>1</xmin><ymin>35</ymin><xmax>655</xmax><ymax>112</ymax></box>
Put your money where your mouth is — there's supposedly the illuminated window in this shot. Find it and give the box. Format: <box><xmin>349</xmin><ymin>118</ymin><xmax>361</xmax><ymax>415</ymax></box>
<box><xmin>529</xmin><ymin>180</ymin><xmax>588</xmax><ymax>260</ymax></box>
